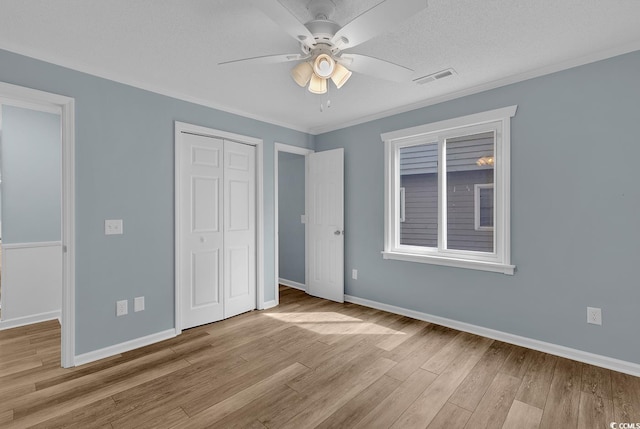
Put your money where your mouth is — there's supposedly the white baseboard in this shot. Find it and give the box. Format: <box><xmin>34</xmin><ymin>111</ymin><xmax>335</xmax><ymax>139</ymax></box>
<box><xmin>74</xmin><ymin>329</ymin><xmax>176</xmax><ymax>367</ymax></box>
<box><xmin>279</xmin><ymin>278</ymin><xmax>306</xmax><ymax>291</ymax></box>
<box><xmin>263</xmin><ymin>300</ymin><xmax>278</xmax><ymax>310</ymax></box>
<box><xmin>0</xmin><ymin>310</ymin><xmax>61</xmax><ymax>330</ymax></box>
<box><xmin>344</xmin><ymin>294</ymin><xmax>640</xmax><ymax>377</ymax></box>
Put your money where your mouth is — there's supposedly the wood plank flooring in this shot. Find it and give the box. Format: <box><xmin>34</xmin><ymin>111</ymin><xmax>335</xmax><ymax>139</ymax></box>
<box><xmin>1</xmin><ymin>286</ymin><xmax>639</xmax><ymax>428</ymax></box>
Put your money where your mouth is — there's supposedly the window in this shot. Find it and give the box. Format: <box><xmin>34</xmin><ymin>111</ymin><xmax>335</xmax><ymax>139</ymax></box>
<box><xmin>382</xmin><ymin>106</ymin><xmax>517</xmax><ymax>274</ymax></box>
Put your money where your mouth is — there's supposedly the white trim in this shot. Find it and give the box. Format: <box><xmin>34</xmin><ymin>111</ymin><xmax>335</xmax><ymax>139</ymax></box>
<box><xmin>73</xmin><ymin>329</ymin><xmax>176</xmax><ymax>367</ymax></box>
<box><xmin>174</xmin><ymin>121</ymin><xmax>265</xmax><ymax>331</ymax></box>
<box><xmin>381</xmin><ymin>251</ymin><xmax>515</xmax><ymax>275</ymax></box>
<box><xmin>309</xmin><ymin>41</ymin><xmax>640</xmax><ymax>135</ymax></box>
<box><xmin>2</xmin><ymin>37</ymin><xmax>638</xmax><ymax>137</ymax></box>
<box><xmin>0</xmin><ymin>44</ymin><xmax>310</xmax><ymax>134</ymax></box>
<box><xmin>263</xmin><ymin>300</ymin><xmax>278</xmax><ymax>310</ymax></box>
<box><xmin>344</xmin><ymin>294</ymin><xmax>640</xmax><ymax>377</ymax></box>
<box><xmin>0</xmin><ymin>96</ymin><xmax>61</xmax><ymax>114</ymax></box>
<box><xmin>0</xmin><ymin>81</ymin><xmax>76</xmax><ymax>369</ymax></box>
<box><xmin>274</xmin><ymin>143</ymin><xmax>314</xmax><ymax>308</ymax></box>
<box><xmin>0</xmin><ymin>311</ymin><xmax>61</xmax><ymax>331</ymax></box>
<box><xmin>382</xmin><ymin>106</ymin><xmax>516</xmax><ymax>274</ymax></box>
<box><xmin>381</xmin><ymin>105</ymin><xmax>517</xmax><ymax>142</ymax></box>
<box><xmin>2</xmin><ymin>241</ymin><xmax>62</xmax><ymax>249</ymax></box>
<box><xmin>278</xmin><ymin>278</ymin><xmax>306</xmax><ymax>291</ymax></box>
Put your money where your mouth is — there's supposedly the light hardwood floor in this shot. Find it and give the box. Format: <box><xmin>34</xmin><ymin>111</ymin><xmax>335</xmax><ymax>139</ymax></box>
<box><xmin>1</xmin><ymin>286</ymin><xmax>638</xmax><ymax>428</ymax></box>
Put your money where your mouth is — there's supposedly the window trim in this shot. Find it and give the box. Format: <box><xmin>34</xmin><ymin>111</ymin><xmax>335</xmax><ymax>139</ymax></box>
<box><xmin>382</xmin><ymin>105</ymin><xmax>517</xmax><ymax>275</ymax></box>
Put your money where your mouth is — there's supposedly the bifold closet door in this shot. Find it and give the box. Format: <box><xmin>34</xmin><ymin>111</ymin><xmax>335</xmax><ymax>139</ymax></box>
<box><xmin>223</xmin><ymin>140</ymin><xmax>256</xmax><ymax>319</ymax></box>
<box><xmin>179</xmin><ymin>133</ymin><xmax>256</xmax><ymax>329</ymax></box>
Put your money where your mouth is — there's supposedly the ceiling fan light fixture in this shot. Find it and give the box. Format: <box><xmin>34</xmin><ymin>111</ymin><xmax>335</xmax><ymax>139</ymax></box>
<box><xmin>313</xmin><ymin>54</ymin><xmax>335</xmax><ymax>79</ymax></box>
<box><xmin>308</xmin><ymin>74</ymin><xmax>327</xmax><ymax>94</ymax></box>
<box><xmin>291</xmin><ymin>61</ymin><xmax>313</xmax><ymax>87</ymax></box>
<box><xmin>331</xmin><ymin>63</ymin><xmax>352</xmax><ymax>89</ymax></box>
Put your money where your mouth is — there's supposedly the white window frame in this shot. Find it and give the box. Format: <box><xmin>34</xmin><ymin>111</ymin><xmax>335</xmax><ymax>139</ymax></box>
<box><xmin>382</xmin><ymin>106</ymin><xmax>517</xmax><ymax>275</ymax></box>
<box><xmin>474</xmin><ymin>183</ymin><xmax>494</xmax><ymax>231</ymax></box>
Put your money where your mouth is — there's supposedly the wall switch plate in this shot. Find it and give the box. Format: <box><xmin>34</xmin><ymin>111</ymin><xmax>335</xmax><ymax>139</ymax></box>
<box><xmin>105</xmin><ymin>219</ymin><xmax>124</xmax><ymax>235</ymax></box>
<box><xmin>587</xmin><ymin>307</ymin><xmax>602</xmax><ymax>325</ymax></box>
<box><xmin>116</xmin><ymin>300</ymin><xmax>128</xmax><ymax>316</ymax></box>
<box><xmin>134</xmin><ymin>296</ymin><xmax>145</xmax><ymax>312</ymax></box>
<box><xmin>352</xmin><ymin>269</ymin><xmax>358</xmax><ymax>280</ymax></box>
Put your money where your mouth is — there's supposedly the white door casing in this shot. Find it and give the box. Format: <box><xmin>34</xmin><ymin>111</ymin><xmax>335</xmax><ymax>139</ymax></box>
<box><xmin>307</xmin><ymin>148</ymin><xmax>344</xmax><ymax>303</ymax></box>
<box><xmin>177</xmin><ymin>130</ymin><xmax>257</xmax><ymax>330</ymax></box>
<box><xmin>224</xmin><ymin>141</ymin><xmax>256</xmax><ymax>318</ymax></box>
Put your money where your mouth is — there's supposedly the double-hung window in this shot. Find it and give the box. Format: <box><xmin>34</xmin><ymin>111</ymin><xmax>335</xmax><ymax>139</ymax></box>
<box><xmin>382</xmin><ymin>106</ymin><xmax>517</xmax><ymax>274</ymax></box>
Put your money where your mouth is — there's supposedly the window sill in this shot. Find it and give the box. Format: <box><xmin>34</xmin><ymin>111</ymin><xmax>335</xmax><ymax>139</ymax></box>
<box><xmin>381</xmin><ymin>251</ymin><xmax>515</xmax><ymax>275</ymax></box>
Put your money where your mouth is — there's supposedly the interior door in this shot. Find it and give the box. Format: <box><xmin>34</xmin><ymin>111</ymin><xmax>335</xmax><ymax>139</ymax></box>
<box><xmin>223</xmin><ymin>141</ymin><xmax>256</xmax><ymax>318</ymax></box>
<box><xmin>307</xmin><ymin>148</ymin><xmax>344</xmax><ymax>302</ymax></box>
<box><xmin>179</xmin><ymin>133</ymin><xmax>224</xmax><ymax>329</ymax></box>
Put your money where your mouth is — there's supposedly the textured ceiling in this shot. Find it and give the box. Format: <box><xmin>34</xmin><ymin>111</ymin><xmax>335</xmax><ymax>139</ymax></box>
<box><xmin>1</xmin><ymin>0</ymin><xmax>640</xmax><ymax>134</ymax></box>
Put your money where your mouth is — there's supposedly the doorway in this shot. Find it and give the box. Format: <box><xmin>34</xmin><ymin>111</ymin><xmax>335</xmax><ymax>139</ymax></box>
<box><xmin>0</xmin><ymin>81</ymin><xmax>75</xmax><ymax>368</ymax></box>
<box><xmin>274</xmin><ymin>143</ymin><xmax>313</xmax><ymax>305</ymax></box>
<box><xmin>0</xmin><ymin>103</ymin><xmax>62</xmax><ymax>324</ymax></box>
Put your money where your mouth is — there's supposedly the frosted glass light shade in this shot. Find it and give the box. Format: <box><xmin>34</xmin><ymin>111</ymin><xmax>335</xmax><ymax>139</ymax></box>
<box><xmin>291</xmin><ymin>61</ymin><xmax>313</xmax><ymax>87</ymax></box>
<box><xmin>313</xmin><ymin>54</ymin><xmax>335</xmax><ymax>78</ymax></box>
<box><xmin>308</xmin><ymin>74</ymin><xmax>327</xmax><ymax>94</ymax></box>
<box><xmin>331</xmin><ymin>63</ymin><xmax>352</xmax><ymax>89</ymax></box>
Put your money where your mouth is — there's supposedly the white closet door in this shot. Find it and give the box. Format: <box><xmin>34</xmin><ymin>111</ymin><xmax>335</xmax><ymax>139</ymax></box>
<box><xmin>223</xmin><ymin>140</ymin><xmax>256</xmax><ymax>318</ymax></box>
<box><xmin>180</xmin><ymin>133</ymin><xmax>224</xmax><ymax>329</ymax></box>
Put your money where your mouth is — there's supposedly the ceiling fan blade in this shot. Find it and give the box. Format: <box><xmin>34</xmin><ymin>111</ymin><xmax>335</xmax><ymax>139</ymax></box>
<box><xmin>250</xmin><ymin>0</ymin><xmax>316</xmax><ymax>50</ymax></box>
<box><xmin>219</xmin><ymin>53</ymin><xmax>309</xmax><ymax>66</ymax></box>
<box><xmin>339</xmin><ymin>54</ymin><xmax>414</xmax><ymax>82</ymax></box>
<box><xmin>331</xmin><ymin>0</ymin><xmax>427</xmax><ymax>50</ymax></box>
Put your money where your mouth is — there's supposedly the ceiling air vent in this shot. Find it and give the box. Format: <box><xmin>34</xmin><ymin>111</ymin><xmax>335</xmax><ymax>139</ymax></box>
<box><xmin>413</xmin><ymin>68</ymin><xmax>456</xmax><ymax>85</ymax></box>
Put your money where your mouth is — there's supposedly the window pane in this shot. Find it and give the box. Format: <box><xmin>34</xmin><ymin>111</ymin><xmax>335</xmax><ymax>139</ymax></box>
<box><xmin>446</xmin><ymin>132</ymin><xmax>494</xmax><ymax>252</ymax></box>
<box><xmin>479</xmin><ymin>186</ymin><xmax>494</xmax><ymax>228</ymax></box>
<box><xmin>399</xmin><ymin>142</ymin><xmax>438</xmax><ymax>248</ymax></box>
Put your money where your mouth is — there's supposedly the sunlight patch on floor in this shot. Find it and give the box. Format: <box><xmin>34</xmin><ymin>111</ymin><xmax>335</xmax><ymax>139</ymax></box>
<box><xmin>264</xmin><ymin>312</ymin><xmax>406</xmax><ymax>336</ymax></box>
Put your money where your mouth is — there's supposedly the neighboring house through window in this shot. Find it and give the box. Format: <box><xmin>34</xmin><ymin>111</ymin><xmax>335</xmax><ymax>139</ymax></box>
<box><xmin>382</xmin><ymin>106</ymin><xmax>517</xmax><ymax>274</ymax></box>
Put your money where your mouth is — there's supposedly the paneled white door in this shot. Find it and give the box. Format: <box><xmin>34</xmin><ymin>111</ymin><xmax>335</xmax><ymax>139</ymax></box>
<box><xmin>307</xmin><ymin>148</ymin><xmax>344</xmax><ymax>303</ymax></box>
<box><xmin>223</xmin><ymin>141</ymin><xmax>256</xmax><ymax>318</ymax></box>
<box><xmin>178</xmin><ymin>133</ymin><xmax>256</xmax><ymax>329</ymax></box>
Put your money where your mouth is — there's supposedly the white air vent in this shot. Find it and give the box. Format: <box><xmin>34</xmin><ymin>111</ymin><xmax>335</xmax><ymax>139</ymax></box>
<box><xmin>413</xmin><ymin>68</ymin><xmax>457</xmax><ymax>85</ymax></box>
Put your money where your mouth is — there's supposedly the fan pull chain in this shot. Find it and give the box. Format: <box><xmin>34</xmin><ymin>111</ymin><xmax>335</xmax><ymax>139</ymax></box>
<box><xmin>320</xmin><ymin>86</ymin><xmax>331</xmax><ymax>112</ymax></box>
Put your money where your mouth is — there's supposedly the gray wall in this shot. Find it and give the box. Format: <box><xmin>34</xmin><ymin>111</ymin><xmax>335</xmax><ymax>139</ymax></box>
<box><xmin>314</xmin><ymin>50</ymin><xmax>640</xmax><ymax>365</ymax></box>
<box><xmin>278</xmin><ymin>152</ymin><xmax>306</xmax><ymax>284</ymax></box>
<box><xmin>3</xmin><ymin>44</ymin><xmax>639</xmax><ymax>365</ymax></box>
<box><xmin>1</xmin><ymin>105</ymin><xmax>61</xmax><ymax>243</ymax></box>
<box><xmin>0</xmin><ymin>48</ymin><xmax>313</xmax><ymax>355</ymax></box>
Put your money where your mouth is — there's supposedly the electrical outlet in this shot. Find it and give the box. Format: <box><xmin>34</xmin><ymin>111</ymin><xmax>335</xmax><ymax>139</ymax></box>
<box><xmin>134</xmin><ymin>296</ymin><xmax>145</xmax><ymax>312</ymax></box>
<box><xmin>116</xmin><ymin>300</ymin><xmax>128</xmax><ymax>316</ymax></box>
<box><xmin>352</xmin><ymin>269</ymin><xmax>358</xmax><ymax>280</ymax></box>
<box><xmin>587</xmin><ymin>307</ymin><xmax>602</xmax><ymax>325</ymax></box>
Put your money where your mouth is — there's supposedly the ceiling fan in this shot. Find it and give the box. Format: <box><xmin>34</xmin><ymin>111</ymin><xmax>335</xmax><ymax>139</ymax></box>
<box><xmin>220</xmin><ymin>0</ymin><xmax>427</xmax><ymax>94</ymax></box>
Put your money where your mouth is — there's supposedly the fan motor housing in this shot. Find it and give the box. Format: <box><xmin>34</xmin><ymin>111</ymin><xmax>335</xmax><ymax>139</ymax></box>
<box><xmin>305</xmin><ymin>19</ymin><xmax>340</xmax><ymax>45</ymax></box>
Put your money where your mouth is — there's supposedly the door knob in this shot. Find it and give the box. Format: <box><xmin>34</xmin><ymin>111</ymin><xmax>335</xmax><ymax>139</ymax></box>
<box><xmin>200</xmin><ymin>236</ymin><xmax>206</xmax><ymax>243</ymax></box>
<box><xmin>334</xmin><ymin>230</ymin><xmax>343</xmax><ymax>235</ymax></box>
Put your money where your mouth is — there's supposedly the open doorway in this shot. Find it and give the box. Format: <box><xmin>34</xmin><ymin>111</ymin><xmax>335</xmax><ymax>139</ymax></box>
<box><xmin>0</xmin><ymin>103</ymin><xmax>62</xmax><ymax>324</ymax></box>
<box><xmin>0</xmin><ymin>82</ymin><xmax>75</xmax><ymax>368</ymax></box>
<box><xmin>274</xmin><ymin>143</ymin><xmax>313</xmax><ymax>306</ymax></box>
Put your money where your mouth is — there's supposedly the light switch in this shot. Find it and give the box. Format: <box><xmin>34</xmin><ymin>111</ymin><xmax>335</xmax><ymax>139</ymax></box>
<box><xmin>105</xmin><ymin>219</ymin><xmax>123</xmax><ymax>235</ymax></box>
